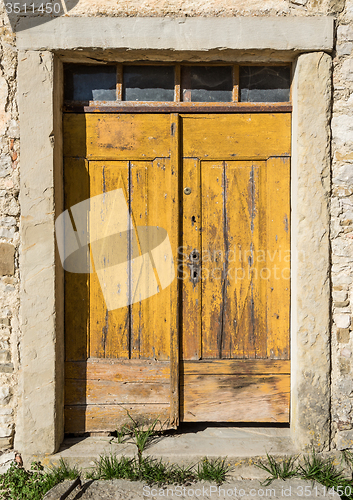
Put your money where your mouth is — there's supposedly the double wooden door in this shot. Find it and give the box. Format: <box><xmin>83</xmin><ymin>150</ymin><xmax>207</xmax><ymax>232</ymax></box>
<box><xmin>63</xmin><ymin>112</ymin><xmax>291</xmax><ymax>433</ymax></box>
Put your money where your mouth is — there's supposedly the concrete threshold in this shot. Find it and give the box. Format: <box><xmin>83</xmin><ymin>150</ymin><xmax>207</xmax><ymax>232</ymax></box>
<box><xmin>38</xmin><ymin>425</ymin><xmax>296</xmax><ymax>480</ymax></box>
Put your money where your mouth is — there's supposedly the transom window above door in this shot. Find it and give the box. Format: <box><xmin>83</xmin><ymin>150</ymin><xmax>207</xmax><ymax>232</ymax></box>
<box><xmin>64</xmin><ymin>64</ymin><xmax>291</xmax><ymax>104</ymax></box>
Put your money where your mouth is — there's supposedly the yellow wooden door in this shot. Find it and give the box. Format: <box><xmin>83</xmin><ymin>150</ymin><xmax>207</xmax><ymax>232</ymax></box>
<box><xmin>180</xmin><ymin>114</ymin><xmax>291</xmax><ymax>422</ymax></box>
<box><xmin>63</xmin><ymin>111</ymin><xmax>290</xmax><ymax>433</ymax></box>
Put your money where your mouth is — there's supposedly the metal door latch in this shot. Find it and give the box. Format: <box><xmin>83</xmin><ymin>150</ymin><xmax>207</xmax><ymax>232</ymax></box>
<box><xmin>184</xmin><ymin>187</ymin><xmax>192</xmax><ymax>195</ymax></box>
<box><xmin>188</xmin><ymin>249</ymin><xmax>200</xmax><ymax>285</ymax></box>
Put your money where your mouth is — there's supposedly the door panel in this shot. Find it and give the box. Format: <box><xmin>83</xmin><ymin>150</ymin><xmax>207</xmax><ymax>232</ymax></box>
<box><xmin>180</xmin><ymin>115</ymin><xmax>291</xmax><ymax>422</ymax></box>
<box><xmin>64</xmin><ymin>114</ymin><xmax>178</xmax><ymax>433</ymax></box>
<box><xmin>182</xmin><ymin>114</ymin><xmax>291</xmax><ymax>159</ymax></box>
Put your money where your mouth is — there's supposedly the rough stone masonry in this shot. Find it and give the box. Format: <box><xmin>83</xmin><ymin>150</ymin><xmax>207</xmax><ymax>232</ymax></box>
<box><xmin>0</xmin><ymin>0</ymin><xmax>353</xmax><ymax>457</ymax></box>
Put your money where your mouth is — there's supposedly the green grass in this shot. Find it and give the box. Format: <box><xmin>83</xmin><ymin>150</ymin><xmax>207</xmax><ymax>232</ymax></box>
<box><xmin>256</xmin><ymin>450</ymin><xmax>353</xmax><ymax>498</ymax></box>
<box><xmin>0</xmin><ymin>459</ymin><xmax>79</xmax><ymax>500</ymax></box>
<box><xmin>87</xmin><ymin>453</ymin><xmax>231</xmax><ymax>486</ymax></box>
<box><xmin>256</xmin><ymin>453</ymin><xmax>299</xmax><ymax>486</ymax></box>
<box><xmin>197</xmin><ymin>457</ymin><xmax>232</xmax><ymax>485</ymax></box>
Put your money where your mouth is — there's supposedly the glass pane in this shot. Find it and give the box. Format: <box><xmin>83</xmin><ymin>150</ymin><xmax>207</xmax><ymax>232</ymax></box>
<box><xmin>182</xmin><ymin>66</ymin><xmax>233</xmax><ymax>102</ymax></box>
<box><xmin>123</xmin><ymin>66</ymin><xmax>174</xmax><ymax>101</ymax></box>
<box><xmin>240</xmin><ymin>66</ymin><xmax>291</xmax><ymax>103</ymax></box>
<box><xmin>64</xmin><ymin>65</ymin><xmax>117</xmax><ymax>101</ymax></box>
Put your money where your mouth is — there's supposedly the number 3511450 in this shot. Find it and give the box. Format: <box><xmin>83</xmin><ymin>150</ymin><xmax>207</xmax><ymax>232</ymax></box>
<box><xmin>5</xmin><ymin>2</ymin><xmax>62</xmax><ymax>14</ymax></box>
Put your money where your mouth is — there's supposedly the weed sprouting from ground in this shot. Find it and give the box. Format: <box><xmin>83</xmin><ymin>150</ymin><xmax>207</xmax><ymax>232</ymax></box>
<box><xmin>0</xmin><ymin>458</ymin><xmax>79</xmax><ymax>500</ymax></box>
<box><xmin>256</xmin><ymin>453</ymin><xmax>299</xmax><ymax>486</ymax></box>
<box><xmin>298</xmin><ymin>450</ymin><xmax>350</xmax><ymax>490</ymax></box>
<box><xmin>197</xmin><ymin>457</ymin><xmax>232</xmax><ymax>485</ymax></box>
<box><xmin>88</xmin><ymin>454</ymin><xmax>231</xmax><ymax>486</ymax></box>
<box><xmin>256</xmin><ymin>450</ymin><xmax>353</xmax><ymax>498</ymax></box>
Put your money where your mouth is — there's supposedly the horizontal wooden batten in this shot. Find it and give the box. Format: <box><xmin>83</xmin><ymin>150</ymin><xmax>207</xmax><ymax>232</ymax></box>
<box><xmin>180</xmin><ymin>374</ymin><xmax>290</xmax><ymax>423</ymax></box>
<box><xmin>64</xmin><ymin>102</ymin><xmax>292</xmax><ymax>114</ymax></box>
<box><xmin>65</xmin><ymin>360</ymin><xmax>170</xmax><ymax>383</ymax></box>
<box><xmin>63</xmin><ymin>114</ymin><xmax>171</xmax><ymax>159</ymax></box>
<box><xmin>65</xmin><ymin>404</ymin><xmax>170</xmax><ymax>433</ymax></box>
<box><xmin>65</xmin><ymin>379</ymin><xmax>170</xmax><ymax>405</ymax></box>
<box><xmin>182</xmin><ymin>359</ymin><xmax>290</xmax><ymax>375</ymax></box>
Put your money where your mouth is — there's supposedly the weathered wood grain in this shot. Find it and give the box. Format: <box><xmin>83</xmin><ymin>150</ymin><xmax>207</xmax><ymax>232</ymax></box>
<box><xmin>181</xmin><ymin>158</ymin><xmax>202</xmax><ymax>360</ymax></box>
<box><xmin>65</xmin><ymin>404</ymin><xmax>170</xmax><ymax>433</ymax></box>
<box><xmin>180</xmin><ymin>374</ymin><xmax>290</xmax><ymax>422</ymax></box>
<box><xmin>182</xmin><ymin>114</ymin><xmax>291</xmax><ymax>159</ymax></box>
<box><xmin>182</xmin><ymin>359</ymin><xmax>290</xmax><ymax>375</ymax></box>
<box><xmin>65</xmin><ymin>360</ymin><xmax>170</xmax><ymax>382</ymax></box>
<box><xmin>64</xmin><ymin>158</ymin><xmax>90</xmax><ymax>361</ymax></box>
<box><xmin>65</xmin><ymin>379</ymin><xmax>170</xmax><ymax>405</ymax></box>
<box><xmin>64</xmin><ymin>114</ymin><xmax>171</xmax><ymax>160</ymax></box>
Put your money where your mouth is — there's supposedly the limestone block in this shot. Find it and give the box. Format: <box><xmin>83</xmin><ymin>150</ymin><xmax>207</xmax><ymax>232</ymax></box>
<box><xmin>338</xmin><ymin>24</ymin><xmax>353</xmax><ymax>41</ymax></box>
<box><xmin>0</xmin><ymin>424</ymin><xmax>13</xmax><ymax>438</ymax></box>
<box><xmin>337</xmin><ymin>328</ymin><xmax>350</xmax><ymax>343</ymax></box>
<box><xmin>293</xmin><ymin>52</ymin><xmax>331</xmax><ymax>451</ymax></box>
<box><xmin>0</xmin><ymin>364</ymin><xmax>14</xmax><ymax>373</ymax></box>
<box><xmin>0</xmin><ymin>386</ymin><xmax>11</xmax><ymax>405</ymax></box>
<box><xmin>0</xmin><ymin>243</ymin><xmax>14</xmax><ymax>276</ymax></box>
<box><xmin>0</xmin><ymin>217</ymin><xmax>17</xmax><ymax>228</ymax></box>
<box><xmin>335</xmin><ymin>314</ymin><xmax>351</xmax><ymax>328</ymax></box>
<box><xmin>341</xmin><ymin>59</ymin><xmax>353</xmax><ymax>82</ymax></box>
<box><xmin>0</xmin><ymin>156</ymin><xmax>11</xmax><ymax>178</ymax></box>
<box><xmin>337</xmin><ymin>378</ymin><xmax>353</xmax><ymax>395</ymax></box>
<box><xmin>0</xmin><ymin>74</ymin><xmax>9</xmax><ymax>137</ymax></box>
<box><xmin>0</xmin><ymin>227</ymin><xmax>16</xmax><ymax>238</ymax></box>
<box><xmin>0</xmin><ymin>350</ymin><xmax>10</xmax><ymax>363</ymax></box>
<box><xmin>337</xmin><ymin>430</ymin><xmax>353</xmax><ymax>450</ymax></box>
<box><xmin>0</xmin><ymin>451</ymin><xmax>15</xmax><ymax>473</ymax></box>
<box><xmin>7</xmin><ymin>119</ymin><xmax>19</xmax><ymax>139</ymax></box>
<box><xmin>332</xmin><ymin>115</ymin><xmax>353</xmax><ymax>146</ymax></box>
<box><xmin>340</xmin><ymin>359</ymin><xmax>351</xmax><ymax>375</ymax></box>
<box><xmin>0</xmin><ymin>415</ymin><xmax>12</xmax><ymax>425</ymax></box>
<box><xmin>337</xmin><ymin>42</ymin><xmax>353</xmax><ymax>56</ymax></box>
<box><xmin>0</xmin><ymin>437</ymin><xmax>13</xmax><ymax>450</ymax></box>
<box><xmin>341</xmin><ymin>347</ymin><xmax>352</xmax><ymax>358</ymax></box>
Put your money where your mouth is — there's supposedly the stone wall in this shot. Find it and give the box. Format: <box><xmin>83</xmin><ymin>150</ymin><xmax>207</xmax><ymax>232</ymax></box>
<box><xmin>0</xmin><ymin>0</ymin><xmax>353</xmax><ymax>453</ymax></box>
<box><xmin>0</xmin><ymin>6</ymin><xmax>19</xmax><ymax>452</ymax></box>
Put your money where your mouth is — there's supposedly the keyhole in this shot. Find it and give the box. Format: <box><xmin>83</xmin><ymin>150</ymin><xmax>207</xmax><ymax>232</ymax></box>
<box><xmin>191</xmin><ymin>251</ymin><xmax>199</xmax><ymax>262</ymax></box>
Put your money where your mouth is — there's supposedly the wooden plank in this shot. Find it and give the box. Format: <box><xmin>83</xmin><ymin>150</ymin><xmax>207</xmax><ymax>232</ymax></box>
<box><xmin>182</xmin><ymin>359</ymin><xmax>290</xmax><ymax>375</ymax></box>
<box><xmin>200</xmin><ymin>162</ymin><xmax>226</xmax><ymax>359</ymax></box>
<box><xmin>65</xmin><ymin>360</ymin><xmax>170</xmax><ymax>382</ymax></box>
<box><xmin>89</xmin><ymin>161</ymin><xmax>131</xmax><ymax>359</ymax></box>
<box><xmin>64</xmin><ymin>158</ymin><xmax>90</xmax><ymax>361</ymax></box>
<box><xmin>227</xmin><ymin>161</ymin><xmax>267</xmax><ymax>358</ymax></box>
<box><xmin>169</xmin><ymin>113</ymin><xmax>180</xmax><ymax>428</ymax></box>
<box><xmin>182</xmin><ymin>158</ymin><xmax>201</xmax><ymax>360</ymax></box>
<box><xmin>65</xmin><ymin>379</ymin><xmax>170</xmax><ymax>405</ymax></box>
<box><xmin>180</xmin><ymin>374</ymin><xmax>290</xmax><ymax>422</ymax></box>
<box><xmin>222</xmin><ymin>162</ymin><xmax>261</xmax><ymax>358</ymax></box>
<box><xmin>64</xmin><ymin>114</ymin><xmax>171</xmax><ymax>160</ymax></box>
<box><xmin>129</xmin><ymin>158</ymin><xmax>176</xmax><ymax>361</ymax></box>
<box><xmin>65</xmin><ymin>404</ymin><xmax>170</xmax><ymax>433</ymax></box>
<box><xmin>266</xmin><ymin>157</ymin><xmax>290</xmax><ymax>359</ymax></box>
<box><xmin>182</xmin><ymin>114</ymin><xmax>291</xmax><ymax>159</ymax></box>
<box><xmin>63</xmin><ymin>114</ymin><xmax>87</xmax><ymax>158</ymax></box>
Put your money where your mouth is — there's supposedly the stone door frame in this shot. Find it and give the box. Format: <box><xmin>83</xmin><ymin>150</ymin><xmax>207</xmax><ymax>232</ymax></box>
<box><xmin>15</xmin><ymin>16</ymin><xmax>334</xmax><ymax>455</ymax></box>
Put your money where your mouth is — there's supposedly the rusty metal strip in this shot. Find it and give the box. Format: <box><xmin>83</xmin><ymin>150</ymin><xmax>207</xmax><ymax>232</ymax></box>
<box><xmin>63</xmin><ymin>103</ymin><xmax>292</xmax><ymax>114</ymax></box>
